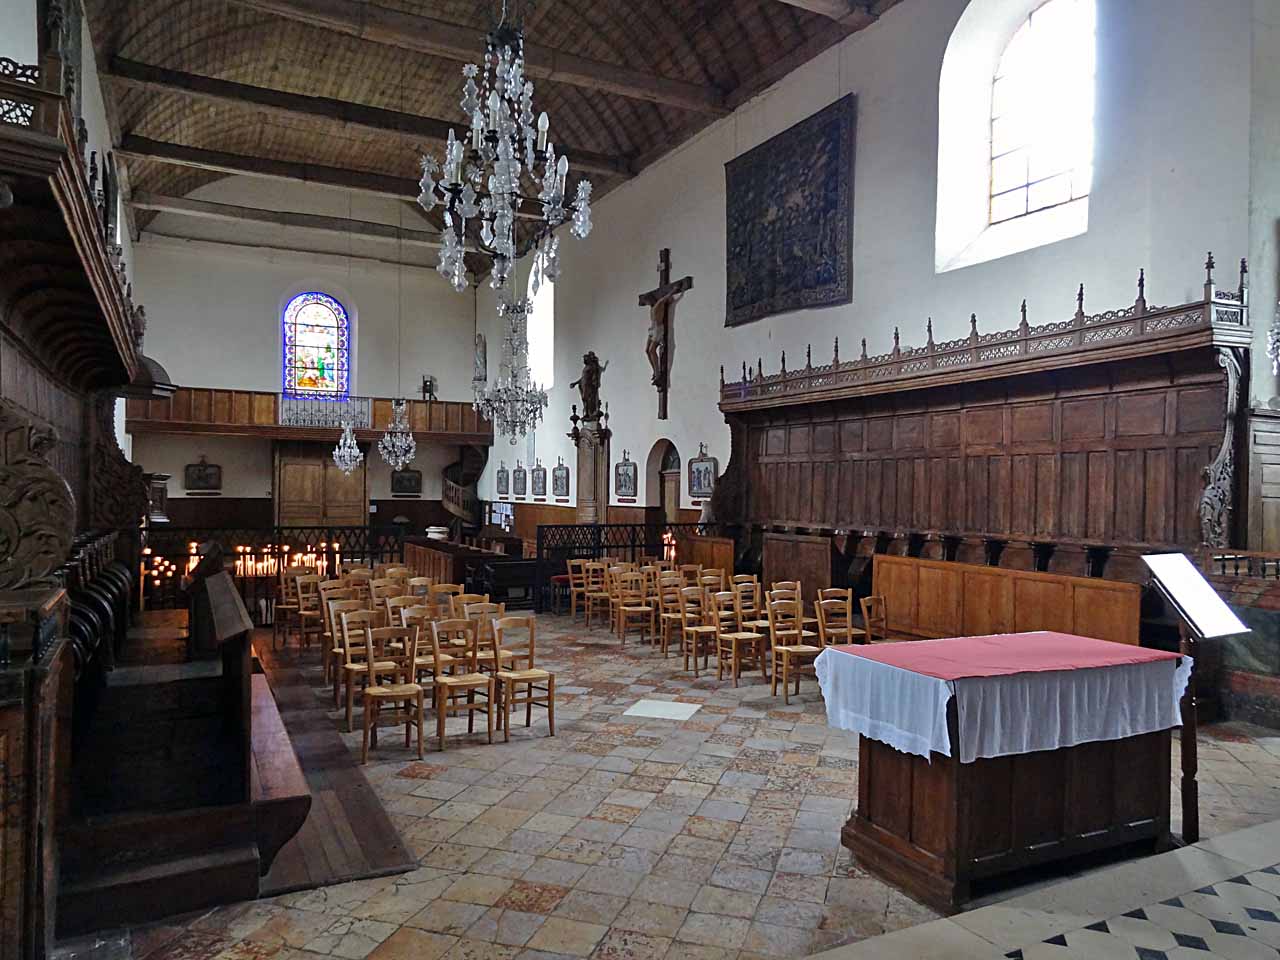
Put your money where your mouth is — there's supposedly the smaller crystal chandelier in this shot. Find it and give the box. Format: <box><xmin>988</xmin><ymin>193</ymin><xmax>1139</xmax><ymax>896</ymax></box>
<box><xmin>332</xmin><ymin>420</ymin><xmax>364</xmax><ymax>475</ymax></box>
<box><xmin>474</xmin><ymin>293</ymin><xmax>547</xmax><ymax>442</ymax></box>
<box><xmin>378</xmin><ymin>399</ymin><xmax>417</xmax><ymax>470</ymax></box>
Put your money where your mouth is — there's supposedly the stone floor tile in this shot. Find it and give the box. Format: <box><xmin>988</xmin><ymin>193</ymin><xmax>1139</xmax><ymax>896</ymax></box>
<box><xmin>366</xmin><ymin>928</ymin><xmax>457</xmax><ymax>960</ymax></box>
<box><xmin>590</xmin><ymin>928</ymin><xmax>672</xmax><ymax>960</ymax></box>
<box><xmin>444</xmin><ymin>875</ymin><xmax>517</xmax><ymax>907</ymax></box>
<box><xmin>674</xmin><ymin>914</ymin><xmax>750</xmax><ymax>950</ymax></box>
<box><xmin>525</xmin><ymin>918</ymin><xmax>609</xmax><ymax>958</ymax></box>
<box><xmin>631</xmin><ymin>876</ymin><xmax>703</xmax><ymax>910</ymax></box>
<box><xmin>575</xmin><ymin>865</ymin><xmax>645</xmax><ymax>897</ymax></box>
<box><xmin>611</xmin><ymin>902</ymin><xmax>689</xmax><ymax>939</ymax></box>
<box><xmin>522</xmin><ymin>857</ymin><xmax>591</xmax><ymax>887</ymax></box>
<box><xmin>442</xmin><ymin>938</ymin><xmax>520</xmax><ymax>960</ymax></box>
<box><xmin>496</xmin><ymin>882</ymin><xmax>571</xmax><ymax>916</ymax></box>
<box><xmin>408</xmin><ymin>902</ymin><xmax>492</xmax><ymax>937</ymax></box>
<box><xmin>466</xmin><ymin>909</ymin><xmax>549</xmax><ymax>947</ymax></box>
<box><xmin>553</xmin><ymin>891</ymin><xmax>630</xmax><ymax>926</ymax></box>
<box><xmin>709</xmin><ymin>863</ymin><xmax>773</xmax><ymax>895</ymax></box>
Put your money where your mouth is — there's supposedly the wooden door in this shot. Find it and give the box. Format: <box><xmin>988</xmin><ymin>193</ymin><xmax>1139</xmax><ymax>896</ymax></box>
<box><xmin>323</xmin><ymin>456</ymin><xmax>366</xmax><ymax>525</ymax></box>
<box><xmin>661</xmin><ymin>470</ymin><xmax>681</xmax><ymax>524</ymax></box>
<box><xmin>275</xmin><ymin>442</ymin><xmax>367</xmax><ymax>526</ymax></box>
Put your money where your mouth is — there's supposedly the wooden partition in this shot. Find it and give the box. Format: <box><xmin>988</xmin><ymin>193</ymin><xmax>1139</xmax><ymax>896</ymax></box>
<box><xmin>763</xmin><ymin>532</ymin><xmax>834</xmax><ymax>598</ymax></box>
<box><xmin>872</xmin><ymin>554</ymin><xmax>1141</xmax><ymax>645</ymax></box>
<box><xmin>674</xmin><ymin>533</ymin><xmax>734</xmax><ymax>573</ymax></box>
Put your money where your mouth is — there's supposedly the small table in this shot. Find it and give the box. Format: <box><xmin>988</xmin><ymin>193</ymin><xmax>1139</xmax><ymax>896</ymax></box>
<box><xmin>815</xmin><ymin>632</ymin><xmax>1191</xmax><ymax>912</ymax></box>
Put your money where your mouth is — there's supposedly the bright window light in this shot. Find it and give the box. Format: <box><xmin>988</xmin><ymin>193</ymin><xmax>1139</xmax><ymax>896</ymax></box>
<box><xmin>989</xmin><ymin>0</ymin><xmax>1096</xmax><ymax>224</ymax></box>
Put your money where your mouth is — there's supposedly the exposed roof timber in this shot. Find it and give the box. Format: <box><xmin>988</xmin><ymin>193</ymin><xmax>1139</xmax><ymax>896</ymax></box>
<box><xmin>129</xmin><ymin>191</ymin><xmax>468</xmax><ymax>250</ymax></box>
<box><xmin>773</xmin><ymin>0</ymin><xmax>874</xmax><ymax>27</ymax></box>
<box><xmin>222</xmin><ymin>0</ymin><xmax>729</xmax><ymax>116</ymax></box>
<box><xmin>107</xmin><ymin>58</ymin><xmax>633</xmax><ymax>180</ymax></box>
<box><xmin>117</xmin><ymin>135</ymin><xmax>420</xmax><ymax>199</ymax></box>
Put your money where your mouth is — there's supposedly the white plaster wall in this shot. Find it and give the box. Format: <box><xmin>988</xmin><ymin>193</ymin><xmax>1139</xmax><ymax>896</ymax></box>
<box><xmin>132</xmin><ymin>176</ymin><xmax>479</xmax><ymax>402</ymax></box>
<box><xmin>366</xmin><ymin>442</ymin><xmax>454</xmax><ymax>501</ymax></box>
<box><xmin>0</xmin><ymin>0</ymin><xmax>38</xmax><ymax>63</ymax></box>
<box><xmin>476</xmin><ymin>0</ymin><xmax>1259</xmax><ymax>512</ymax></box>
<box><xmin>132</xmin><ymin>435</ymin><xmax>274</xmax><ymax>499</ymax></box>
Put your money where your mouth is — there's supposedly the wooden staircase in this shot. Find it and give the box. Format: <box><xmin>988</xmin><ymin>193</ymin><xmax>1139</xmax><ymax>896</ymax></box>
<box><xmin>443</xmin><ymin>445</ymin><xmax>488</xmax><ymax>533</ymax></box>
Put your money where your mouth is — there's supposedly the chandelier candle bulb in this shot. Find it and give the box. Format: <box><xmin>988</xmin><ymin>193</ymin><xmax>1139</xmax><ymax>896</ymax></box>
<box><xmin>537</xmin><ymin>111</ymin><xmax>549</xmax><ymax>150</ymax></box>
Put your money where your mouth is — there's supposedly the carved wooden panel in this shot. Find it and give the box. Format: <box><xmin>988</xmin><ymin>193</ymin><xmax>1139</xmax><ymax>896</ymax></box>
<box><xmin>738</xmin><ymin>352</ymin><xmax>1225</xmax><ymax>550</ymax></box>
<box><xmin>872</xmin><ymin>555</ymin><xmax>1141</xmax><ymax>645</ymax></box>
<box><xmin>762</xmin><ymin>533</ymin><xmax>833</xmax><ymax>602</ymax></box>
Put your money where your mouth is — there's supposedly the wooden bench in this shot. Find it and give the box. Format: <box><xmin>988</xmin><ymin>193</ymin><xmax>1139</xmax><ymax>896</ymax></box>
<box><xmin>250</xmin><ymin>672</ymin><xmax>311</xmax><ymax>871</ymax></box>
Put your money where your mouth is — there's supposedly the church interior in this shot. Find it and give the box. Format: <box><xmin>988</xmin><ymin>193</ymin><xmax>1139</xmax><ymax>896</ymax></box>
<box><xmin>5</xmin><ymin>0</ymin><xmax>1280</xmax><ymax>958</ymax></box>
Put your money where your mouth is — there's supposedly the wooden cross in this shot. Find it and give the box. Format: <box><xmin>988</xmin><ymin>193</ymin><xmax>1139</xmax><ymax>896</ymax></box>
<box><xmin>638</xmin><ymin>248</ymin><xmax>694</xmax><ymax>420</ymax></box>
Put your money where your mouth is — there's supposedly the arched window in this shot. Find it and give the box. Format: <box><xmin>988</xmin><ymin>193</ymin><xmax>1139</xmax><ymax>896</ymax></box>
<box><xmin>989</xmin><ymin>0</ymin><xmax>1096</xmax><ymax>223</ymax></box>
<box><xmin>527</xmin><ymin>259</ymin><xmax>554</xmax><ymax>389</ymax></box>
<box><xmin>935</xmin><ymin>0</ymin><xmax>1096</xmax><ymax>272</ymax></box>
<box><xmin>282</xmin><ymin>291</ymin><xmax>351</xmax><ymax>398</ymax></box>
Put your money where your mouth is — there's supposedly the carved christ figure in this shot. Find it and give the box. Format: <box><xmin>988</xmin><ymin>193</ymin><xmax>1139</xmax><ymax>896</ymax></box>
<box><xmin>638</xmin><ymin>248</ymin><xmax>694</xmax><ymax>420</ymax></box>
<box><xmin>646</xmin><ymin>290</ymin><xmax>684</xmax><ymax>388</ymax></box>
<box><xmin>570</xmin><ymin>351</ymin><xmax>608</xmax><ymax>420</ymax></box>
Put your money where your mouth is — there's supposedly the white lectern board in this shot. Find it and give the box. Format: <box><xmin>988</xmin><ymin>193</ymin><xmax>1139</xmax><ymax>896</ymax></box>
<box><xmin>1141</xmin><ymin>553</ymin><xmax>1248</xmax><ymax>639</ymax></box>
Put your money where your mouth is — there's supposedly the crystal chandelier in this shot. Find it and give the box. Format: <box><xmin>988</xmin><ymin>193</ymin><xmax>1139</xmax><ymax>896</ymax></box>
<box><xmin>416</xmin><ymin>4</ymin><xmax>593</xmax><ymax>294</ymax></box>
<box><xmin>378</xmin><ymin>398</ymin><xmax>417</xmax><ymax>470</ymax></box>
<box><xmin>332</xmin><ymin>420</ymin><xmax>364</xmax><ymax>475</ymax></box>
<box><xmin>474</xmin><ymin>294</ymin><xmax>548</xmax><ymax>442</ymax></box>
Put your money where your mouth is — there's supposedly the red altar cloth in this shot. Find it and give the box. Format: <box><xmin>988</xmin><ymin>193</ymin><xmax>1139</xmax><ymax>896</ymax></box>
<box><xmin>828</xmin><ymin>631</ymin><xmax>1179</xmax><ymax>681</ymax></box>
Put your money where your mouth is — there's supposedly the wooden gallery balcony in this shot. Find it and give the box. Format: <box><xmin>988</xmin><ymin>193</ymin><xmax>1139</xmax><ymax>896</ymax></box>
<box><xmin>126</xmin><ymin>387</ymin><xmax>494</xmax><ymax>445</ymax></box>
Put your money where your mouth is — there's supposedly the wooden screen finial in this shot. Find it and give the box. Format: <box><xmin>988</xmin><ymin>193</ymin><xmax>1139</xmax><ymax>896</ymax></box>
<box><xmin>833</xmin><ymin>337</ymin><xmax>840</xmax><ymax>364</ymax></box>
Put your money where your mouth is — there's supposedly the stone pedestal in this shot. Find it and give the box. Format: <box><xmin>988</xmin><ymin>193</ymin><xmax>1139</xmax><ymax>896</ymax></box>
<box><xmin>573</xmin><ymin>419</ymin><xmax>611</xmax><ymax>525</ymax></box>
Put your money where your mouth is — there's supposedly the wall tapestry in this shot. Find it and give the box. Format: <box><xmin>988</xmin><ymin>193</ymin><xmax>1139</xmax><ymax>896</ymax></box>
<box><xmin>724</xmin><ymin>93</ymin><xmax>856</xmax><ymax>327</ymax></box>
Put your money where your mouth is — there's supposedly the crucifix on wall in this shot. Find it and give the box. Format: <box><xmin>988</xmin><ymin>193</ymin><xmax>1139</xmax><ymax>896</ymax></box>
<box><xmin>639</xmin><ymin>248</ymin><xmax>694</xmax><ymax>420</ymax></box>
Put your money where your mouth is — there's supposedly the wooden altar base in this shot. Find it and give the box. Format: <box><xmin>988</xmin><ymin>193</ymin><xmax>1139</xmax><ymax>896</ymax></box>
<box><xmin>844</xmin><ymin>726</ymin><xmax>1172</xmax><ymax>913</ymax></box>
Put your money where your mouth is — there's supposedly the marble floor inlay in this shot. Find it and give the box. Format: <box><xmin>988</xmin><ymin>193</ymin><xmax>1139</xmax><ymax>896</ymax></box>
<box><xmin>64</xmin><ymin>613</ymin><xmax>1280</xmax><ymax>960</ymax></box>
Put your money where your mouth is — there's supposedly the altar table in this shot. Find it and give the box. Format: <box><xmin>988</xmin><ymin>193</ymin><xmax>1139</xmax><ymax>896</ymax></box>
<box><xmin>814</xmin><ymin>632</ymin><xmax>1191</xmax><ymax>912</ymax></box>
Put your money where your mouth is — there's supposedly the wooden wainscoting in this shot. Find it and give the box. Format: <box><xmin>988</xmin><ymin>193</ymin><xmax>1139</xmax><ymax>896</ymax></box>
<box><xmin>871</xmin><ymin>554</ymin><xmax>1141</xmax><ymax>645</ymax></box>
<box><xmin>763</xmin><ymin>532</ymin><xmax>836</xmax><ymax>596</ymax></box>
<box><xmin>673</xmin><ymin>534</ymin><xmax>734</xmax><ymax>573</ymax></box>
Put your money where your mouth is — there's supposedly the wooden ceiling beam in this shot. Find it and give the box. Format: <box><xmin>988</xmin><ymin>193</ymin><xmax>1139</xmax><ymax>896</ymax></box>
<box><xmin>129</xmin><ymin>191</ymin><xmax>459</xmax><ymax>250</ymax></box>
<box><xmin>107</xmin><ymin>58</ymin><xmax>633</xmax><ymax>179</ymax></box>
<box><xmin>773</xmin><ymin>0</ymin><xmax>874</xmax><ymax>28</ymax></box>
<box><xmin>117</xmin><ymin>135</ymin><xmax>420</xmax><ymax>199</ymax></box>
<box><xmin>222</xmin><ymin>0</ymin><xmax>728</xmax><ymax>116</ymax></box>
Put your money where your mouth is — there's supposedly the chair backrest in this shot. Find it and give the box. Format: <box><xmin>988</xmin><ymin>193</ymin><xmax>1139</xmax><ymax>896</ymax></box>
<box><xmin>280</xmin><ymin>565</ymin><xmax>311</xmax><ymax>601</ymax></box>
<box><xmin>431</xmin><ymin>618</ymin><xmax>478</xmax><ymax>672</ymax></box>
<box><xmin>344</xmin><ymin>564</ymin><xmax>373</xmax><ymax>576</ymax></box>
<box><xmin>328</xmin><ymin>598</ymin><xmax>365</xmax><ymax>643</ymax></box>
<box><xmin>732</xmin><ymin>573</ymin><xmax>758</xmax><ymax>586</ymax></box>
<box><xmin>340</xmin><ymin>609</ymin><xmax>379</xmax><ymax>664</ymax></box>
<box><xmin>296</xmin><ymin>574</ymin><xmax>323</xmax><ymax>608</ymax></box>
<box><xmin>584</xmin><ymin>562</ymin><xmax>607</xmax><ymax>589</ymax></box>
<box><xmin>766</xmin><ymin>597</ymin><xmax>804</xmax><ymax>645</ymax></box>
<box><xmin>346</xmin><ymin>569</ymin><xmax>373</xmax><ymax>582</ymax></box>
<box><xmin>817</xmin><ymin>594</ymin><xmax>854</xmax><ymax>645</ymax></box>
<box><xmin>567</xmin><ymin>558</ymin><xmax>586</xmax><ymax>589</ymax></box>
<box><xmin>368</xmin><ymin>625</ymin><xmax>418</xmax><ymax>684</ymax></box>
<box><xmin>733</xmin><ymin>579</ymin><xmax>760</xmax><ymax>614</ymax></box>
<box><xmin>430</xmin><ymin>583</ymin><xmax>464</xmax><ymax>601</ymax></box>
<box><xmin>678</xmin><ymin>564</ymin><xmax>702</xmax><ymax>586</ymax></box>
<box><xmin>817</xmin><ymin>587</ymin><xmax>850</xmax><ymax>603</ymax></box>
<box><xmin>399</xmin><ymin>604</ymin><xmax>437</xmax><ymax>630</ymax></box>
<box><xmin>385</xmin><ymin>595</ymin><xmax>418</xmax><ymax>623</ymax></box>
<box><xmin>617</xmin><ymin>572</ymin><xmax>647</xmax><ymax>603</ymax></box>
<box><xmin>494</xmin><ymin>615</ymin><xmax>536</xmax><ymax>666</ymax></box>
<box><xmin>709</xmin><ymin>590</ymin><xmax>742</xmax><ymax>635</ymax></box>
<box><xmin>861</xmin><ymin>595</ymin><xmax>887</xmax><ymax>641</ymax></box>
<box><xmin>383</xmin><ymin>565</ymin><xmax>410</xmax><ymax>579</ymax></box>
<box><xmin>321</xmin><ymin>587</ymin><xmax>356</xmax><ymax>633</ymax></box>
<box><xmin>462</xmin><ymin>601</ymin><xmax>505</xmax><ymax>637</ymax></box>
<box><xmin>679</xmin><ymin>585</ymin><xmax>707</xmax><ymax>629</ymax></box>
<box><xmin>452</xmin><ymin>592</ymin><xmax>490</xmax><ymax>616</ymax></box>
<box><xmin>700</xmin><ymin>568</ymin><xmax>726</xmax><ymax>591</ymax></box>
<box><xmin>319</xmin><ymin>578</ymin><xmax>346</xmax><ymax>592</ymax></box>
<box><xmin>406</xmin><ymin>576</ymin><xmax>433</xmax><ymax>596</ymax></box>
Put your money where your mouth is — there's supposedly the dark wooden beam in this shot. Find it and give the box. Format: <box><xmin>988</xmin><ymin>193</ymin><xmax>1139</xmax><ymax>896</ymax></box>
<box><xmin>773</xmin><ymin>0</ymin><xmax>875</xmax><ymax>27</ymax></box>
<box><xmin>222</xmin><ymin>0</ymin><xmax>728</xmax><ymax>116</ymax></box>
<box><xmin>130</xmin><ymin>191</ymin><xmax>464</xmax><ymax>249</ymax></box>
<box><xmin>107</xmin><ymin>58</ymin><xmax>633</xmax><ymax>180</ymax></box>
<box><xmin>118</xmin><ymin>136</ymin><xmax>420</xmax><ymax>199</ymax></box>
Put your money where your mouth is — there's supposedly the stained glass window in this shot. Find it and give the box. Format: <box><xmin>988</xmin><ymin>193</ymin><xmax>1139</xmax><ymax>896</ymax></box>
<box><xmin>989</xmin><ymin>0</ymin><xmax>1095</xmax><ymax>224</ymax></box>
<box><xmin>282</xmin><ymin>291</ymin><xmax>350</xmax><ymax>398</ymax></box>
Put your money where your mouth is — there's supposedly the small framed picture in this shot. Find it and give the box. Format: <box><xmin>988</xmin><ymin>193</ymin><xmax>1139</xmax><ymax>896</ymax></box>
<box><xmin>184</xmin><ymin>455</ymin><xmax>222</xmax><ymax>492</ymax></box>
<box><xmin>496</xmin><ymin>461</ymin><xmax>510</xmax><ymax>497</ymax></box>
<box><xmin>390</xmin><ymin>469</ymin><xmax>422</xmax><ymax>496</ymax></box>
<box><xmin>614</xmin><ymin>451</ymin><xmax>638</xmax><ymax>500</ymax></box>
<box><xmin>552</xmin><ymin>458</ymin><xmax>570</xmax><ymax>498</ymax></box>
<box><xmin>513</xmin><ymin>461</ymin><xmax>528</xmax><ymax>498</ymax></box>
<box><xmin>689</xmin><ymin>443</ymin><xmax>718</xmax><ymax>500</ymax></box>
<box><xmin>531</xmin><ymin>460</ymin><xmax>547</xmax><ymax>498</ymax></box>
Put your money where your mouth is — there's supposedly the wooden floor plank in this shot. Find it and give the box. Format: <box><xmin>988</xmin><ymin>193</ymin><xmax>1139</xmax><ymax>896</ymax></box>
<box><xmin>256</xmin><ymin>635</ymin><xmax>414</xmax><ymax>897</ymax></box>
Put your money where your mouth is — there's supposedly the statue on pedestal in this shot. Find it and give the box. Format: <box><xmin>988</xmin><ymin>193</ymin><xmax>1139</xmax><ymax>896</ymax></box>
<box><xmin>570</xmin><ymin>351</ymin><xmax>608</xmax><ymax>420</ymax></box>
